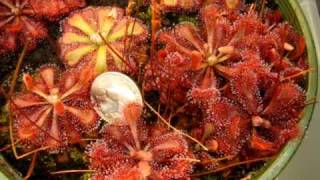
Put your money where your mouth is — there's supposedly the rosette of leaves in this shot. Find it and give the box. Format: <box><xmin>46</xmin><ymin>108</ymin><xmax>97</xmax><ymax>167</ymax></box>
<box><xmin>59</xmin><ymin>6</ymin><xmax>148</xmax><ymax>75</ymax></box>
<box><xmin>190</xmin><ymin>85</ymin><xmax>250</xmax><ymax>156</ymax></box>
<box><xmin>249</xmin><ymin>82</ymin><xmax>306</xmax><ymax>154</ymax></box>
<box><xmin>266</xmin><ymin>23</ymin><xmax>308</xmax><ymax>83</ymax></box>
<box><xmin>87</xmin><ymin>103</ymin><xmax>194</xmax><ymax>179</ymax></box>
<box><xmin>217</xmin><ymin>54</ymin><xmax>306</xmax><ymax>155</ymax></box>
<box><xmin>10</xmin><ymin>66</ymin><xmax>98</xmax><ymax>151</ymax></box>
<box><xmin>0</xmin><ymin>0</ymin><xmax>86</xmax><ymax>54</ymax></box>
<box><xmin>145</xmin><ymin>4</ymin><xmax>265</xmax><ymax>106</ymax></box>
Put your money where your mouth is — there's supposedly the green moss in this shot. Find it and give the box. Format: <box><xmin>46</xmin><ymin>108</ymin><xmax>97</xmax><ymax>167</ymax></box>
<box><xmin>69</xmin><ymin>147</ymin><xmax>86</xmax><ymax>164</ymax></box>
<box><xmin>178</xmin><ymin>14</ymin><xmax>198</xmax><ymax>25</ymax></box>
<box><xmin>137</xmin><ymin>7</ymin><xmax>152</xmax><ymax>27</ymax></box>
<box><xmin>203</xmin><ymin>175</ymin><xmax>219</xmax><ymax>180</ymax></box>
<box><xmin>81</xmin><ymin>173</ymin><xmax>91</xmax><ymax>180</ymax></box>
<box><xmin>40</xmin><ymin>155</ymin><xmax>57</xmax><ymax>169</ymax></box>
<box><xmin>162</xmin><ymin>12</ymin><xmax>198</xmax><ymax>27</ymax></box>
<box><xmin>0</xmin><ymin>105</ymin><xmax>8</xmax><ymax>124</ymax></box>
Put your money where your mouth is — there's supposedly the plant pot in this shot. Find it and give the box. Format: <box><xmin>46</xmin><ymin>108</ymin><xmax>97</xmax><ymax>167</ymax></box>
<box><xmin>0</xmin><ymin>0</ymin><xmax>318</xmax><ymax>179</ymax></box>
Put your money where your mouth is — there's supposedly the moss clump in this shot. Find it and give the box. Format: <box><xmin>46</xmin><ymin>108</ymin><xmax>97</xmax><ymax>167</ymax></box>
<box><xmin>69</xmin><ymin>147</ymin><xmax>86</xmax><ymax>164</ymax></box>
<box><xmin>0</xmin><ymin>105</ymin><xmax>8</xmax><ymax>124</ymax></box>
<box><xmin>81</xmin><ymin>173</ymin><xmax>91</xmax><ymax>180</ymax></box>
<box><xmin>137</xmin><ymin>7</ymin><xmax>152</xmax><ymax>27</ymax></box>
<box><xmin>40</xmin><ymin>155</ymin><xmax>57</xmax><ymax>169</ymax></box>
<box><xmin>162</xmin><ymin>12</ymin><xmax>199</xmax><ymax>27</ymax></box>
<box><xmin>178</xmin><ymin>14</ymin><xmax>198</xmax><ymax>25</ymax></box>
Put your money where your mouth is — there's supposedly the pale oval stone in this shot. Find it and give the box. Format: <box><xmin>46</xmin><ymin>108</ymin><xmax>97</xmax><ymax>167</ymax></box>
<box><xmin>90</xmin><ymin>72</ymin><xmax>142</xmax><ymax>123</ymax></box>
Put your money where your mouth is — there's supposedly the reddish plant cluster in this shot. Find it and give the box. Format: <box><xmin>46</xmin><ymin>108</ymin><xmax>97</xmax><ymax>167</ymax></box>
<box><xmin>87</xmin><ymin>103</ymin><xmax>194</xmax><ymax>179</ymax></box>
<box><xmin>4</xmin><ymin>0</ymin><xmax>310</xmax><ymax>178</ymax></box>
<box><xmin>145</xmin><ymin>0</ymin><xmax>307</xmax><ymax>158</ymax></box>
<box><xmin>0</xmin><ymin>0</ymin><xmax>85</xmax><ymax>55</ymax></box>
<box><xmin>10</xmin><ymin>66</ymin><xmax>98</xmax><ymax>151</ymax></box>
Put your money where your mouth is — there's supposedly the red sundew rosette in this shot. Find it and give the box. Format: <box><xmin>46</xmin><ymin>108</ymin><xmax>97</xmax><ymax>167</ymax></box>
<box><xmin>10</xmin><ymin>66</ymin><xmax>98</xmax><ymax>151</ymax></box>
<box><xmin>217</xmin><ymin>59</ymin><xmax>306</xmax><ymax>155</ymax></box>
<box><xmin>0</xmin><ymin>0</ymin><xmax>85</xmax><ymax>55</ymax></box>
<box><xmin>189</xmin><ymin>87</ymin><xmax>250</xmax><ymax>156</ymax></box>
<box><xmin>266</xmin><ymin>23</ymin><xmax>308</xmax><ymax>83</ymax></box>
<box><xmin>249</xmin><ymin>82</ymin><xmax>304</xmax><ymax>154</ymax></box>
<box><xmin>0</xmin><ymin>0</ymin><xmax>48</xmax><ymax>54</ymax></box>
<box><xmin>148</xmin><ymin>7</ymin><xmax>235</xmax><ymax>105</ymax></box>
<box><xmin>254</xmin><ymin>82</ymin><xmax>305</xmax><ymax>154</ymax></box>
<box><xmin>204</xmin><ymin>98</ymin><xmax>250</xmax><ymax>156</ymax></box>
<box><xmin>87</xmin><ymin>103</ymin><xmax>194</xmax><ymax>179</ymax></box>
<box><xmin>58</xmin><ymin>6</ymin><xmax>148</xmax><ymax>75</ymax></box>
<box><xmin>152</xmin><ymin>3</ymin><xmax>268</xmax><ymax>81</ymax></box>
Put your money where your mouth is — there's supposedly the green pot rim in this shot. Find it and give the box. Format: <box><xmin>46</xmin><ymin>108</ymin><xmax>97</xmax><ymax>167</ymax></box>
<box><xmin>0</xmin><ymin>0</ymin><xmax>318</xmax><ymax>179</ymax></box>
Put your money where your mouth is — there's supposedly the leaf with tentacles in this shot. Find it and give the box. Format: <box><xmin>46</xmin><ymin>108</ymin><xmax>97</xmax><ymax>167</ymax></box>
<box><xmin>250</xmin><ymin>123</ymin><xmax>299</xmax><ymax>155</ymax></box>
<box><xmin>203</xmin><ymin>98</ymin><xmax>250</xmax><ymax>156</ymax></box>
<box><xmin>0</xmin><ymin>31</ymin><xmax>16</xmax><ymax>54</ymax></box>
<box><xmin>87</xmin><ymin>103</ymin><xmax>194</xmax><ymax>179</ymax></box>
<box><xmin>216</xmin><ymin>53</ymin><xmax>278</xmax><ymax>115</ymax></box>
<box><xmin>189</xmin><ymin>86</ymin><xmax>250</xmax><ymax>156</ymax></box>
<box><xmin>246</xmin><ymin>82</ymin><xmax>304</xmax><ymax>154</ymax></box>
<box><xmin>262</xmin><ymin>82</ymin><xmax>306</xmax><ymax>122</ymax></box>
<box><xmin>10</xmin><ymin>66</ymin><xmax>98</xmax><ymax>151</ymax></box>
<box><xmin>266</xmin><ymin>23</ymin><xmax>308</xmax><ymax>83</ymax></box>
<box><xmin>144</xmin><ymin>50</ymin><xmax>193</xmax><ymax>107</ymax></box>
<box><xmin>59</xmin><ymin>6</ymin><xmax>149</xmax><ymax>75</ymax></box>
